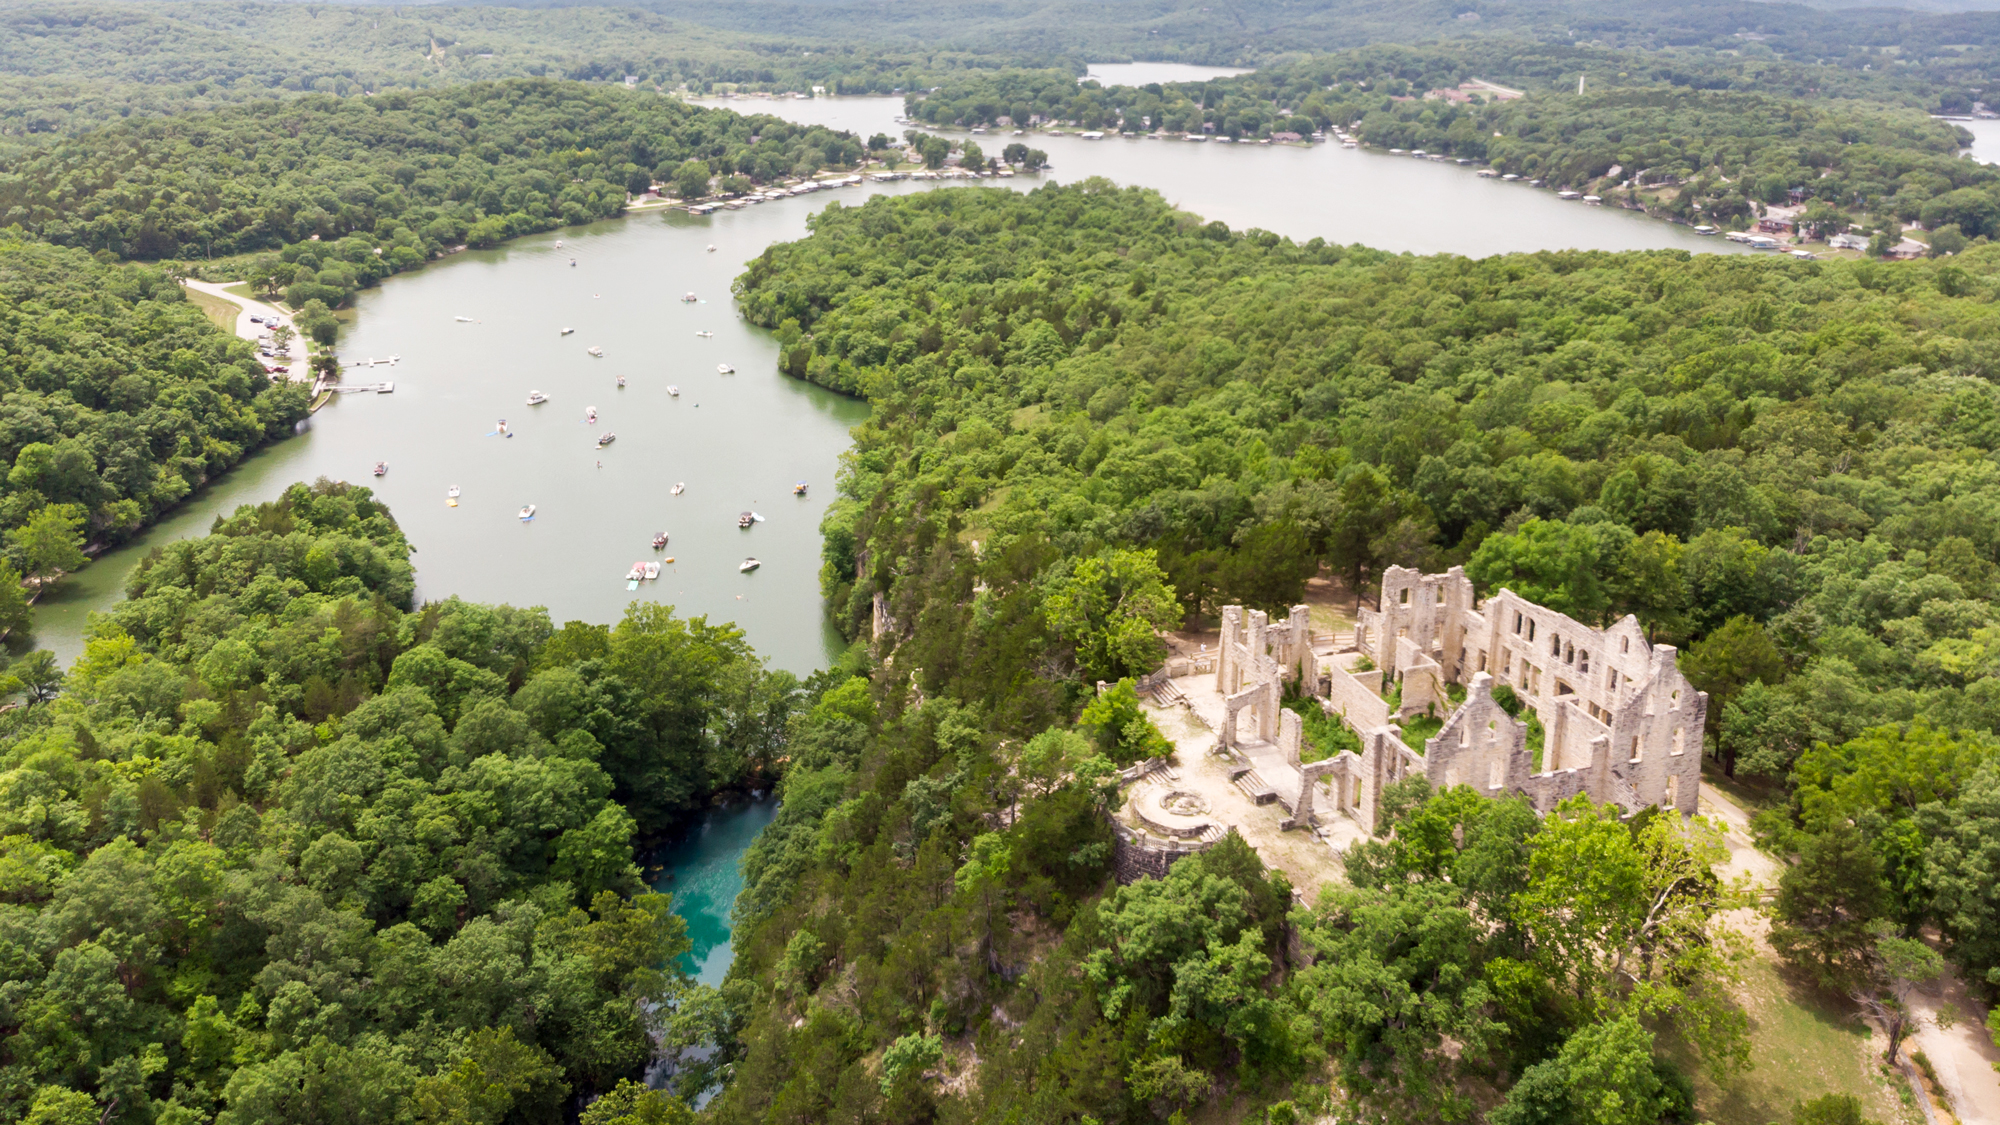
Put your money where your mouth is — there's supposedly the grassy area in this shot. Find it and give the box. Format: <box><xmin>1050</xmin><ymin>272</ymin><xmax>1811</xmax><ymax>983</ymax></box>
<box><xmin>184</xmin><ymin>286</ymin><xmax>240</xmax><ymax>332</ymax></box>
<box><xmin>1667</xmin><ymin>949</ymin><xmax>1919</xmax><ymax>1125</ymax></box>
<box><xmin>1400</xmin><ymin>713</ymin><xmax>1443</xmax><ymax>748</ymax></box>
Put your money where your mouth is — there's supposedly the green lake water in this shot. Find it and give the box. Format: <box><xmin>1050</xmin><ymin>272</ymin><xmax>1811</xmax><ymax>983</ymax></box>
<box><xmin>649</xmin><ymin>796</ymin><xmax>780</xmax><ymax>984</ymax></box>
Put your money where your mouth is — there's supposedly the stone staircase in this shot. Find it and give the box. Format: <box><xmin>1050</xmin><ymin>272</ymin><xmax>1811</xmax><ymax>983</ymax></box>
<box><xmin>1230</xmin><ymin>765</ymin><xmax>1280</xmax><ymax>806</ymax></box>
<box><xmin>1149</xmin><ymin>677</ymin><xmax>1190</xmax><ymax>708</ymax></box>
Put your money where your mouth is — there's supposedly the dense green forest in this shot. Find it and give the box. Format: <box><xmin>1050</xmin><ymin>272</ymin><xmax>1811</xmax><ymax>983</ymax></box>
<box><xmin>0</xmin><ymin>478</ymin><xmax>835</xmax><ymax>1121</ymax></box>
<box><xmin>0</xmin><ymin>0</ymin><xmax>1062</xmax><ymax>136</ymax></box>
<box><xmin>643</xmin><ymin>0</ymin><xmax>2000</xmax><ymax>87</ymax></box>
<box><xmin>0</xmin><ymin>236</ymin><xmax>305</xmax><ymax>609</ymax></box>
<box><xmin>13</xmin><ymin>0</ymin><xmax>2000</xmax><ymax>141</ymax></box>
<box><xmin>0</xmin><ymin>80</ymin><xmax>864</xmax><ymax>310</ymax></box>
<box><xmin>699</xmin><ymin>180</ymin><xmax>2000</xmax><ymax>1119</ymax></box>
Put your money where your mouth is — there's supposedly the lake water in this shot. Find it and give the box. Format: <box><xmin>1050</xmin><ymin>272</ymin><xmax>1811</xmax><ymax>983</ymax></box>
<box><xmin>35</xmin><ymin>191</ymin><xmax>1001</xmax><ymax>675</ymax></box>
<box><xmin>649</xmin><ymin>796</ymin><xmax>779</xmax><ymax>984</ymax></box>
<box><xmin>745</xmin><ymin>94</ymin><xmax>1755</xmax><ymax>257</ymax></box>
<box><xmin>1084</xmin><ymin>62</ymin><xmax>1252</xmax><ymax>86</ymax></box>
<box><xmin>1961</xmin><ymin>117</ymin><xmax>2000</xmax><ymax>164</ymax></box>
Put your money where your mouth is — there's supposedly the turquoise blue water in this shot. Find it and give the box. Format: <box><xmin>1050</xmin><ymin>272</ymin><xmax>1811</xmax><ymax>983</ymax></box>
<box><xmin>650</xmin><ymin>797</ymin><xmax>779</xmax><ymax>985</ymax></box>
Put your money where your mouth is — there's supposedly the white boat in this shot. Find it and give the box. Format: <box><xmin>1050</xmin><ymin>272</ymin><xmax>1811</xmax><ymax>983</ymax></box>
<box><xmin>616</xmin><ymin>375</ymin><xmax>626</xmax><ymax>387</ymax></box>
<box><xmin>625</xmin><ymin>562</ymin><xmax>645</xmax><ymax>581</ymax></box>
<box><xmin>671</xmin><ymin>482</ymin><xmax>685</xmax><ymax>496</ymax></box>
<box><xmin>750</xmin><ymin>511</ymin><xmax>765</xmax><ymax>522</ymax></box>
<box><xmin>793</xmin><ymin>481</ymin><xmax>808</xmax><ymax>496</ymax></box>
<box><xmin>561</xmin><ymin>327</ymin><xmax>575</xmax><ymax>336</ymax></box>
<box><xmin>681</xmin><ymin>292</ymin><xmax>697</xmax><ymax>303</ymax></box>
<box><xmin>387</xmin><ymin>354</ymin><xmax>401</xmax><ymax>363</ymax></box>
<box><xmin>447</xmin><ymin>485</ymin><xmax>460</xmax><ymax>508</ymax></box>
<box><xmin>587</xmin><ymin>346</ymin><xmax>604</xmax><ymax>357</ymax></box>
<box><xmin>667</xmin><ymin>385</ymin><xmax>680</xmax><ymax>396</ymax></box>
<box><xmin>695</xmin><ymin>331</ymin><xmax>713</xmax><ymax>338</ymax></box>
<box><xmin>718</xmin><ymin>363</ymin><xmax>734</xmax><ymax>374</ymax></box>
<box><xmin>455</xmin><ymin>316</ymin><xmax>476</xmax><ymax>323</ymax></box>
<box><xmin>597</xmin><ymin>431</ymin><xmax>616</xmax><ymax>447</ymax></box>
<box><xmin>739</xmin><ymin>557</ymin><xmax>760</xmax><ymax>572</ymax></box>
<box><xmin>527</xmin><ymin>390</ymin><xmax>548</xmax><ymax>405</ymax></box>
<box><xmin>586</xmin><ymin>406</ymin><xmax>598</xmax><ymax>422</ymax></box>
<box><xmin>706</xmin><ymin>244</ymin><xmax>717</xmax><ymax>252</ymax></box>
<box><xmin>643</xmin><ymin>562</ymin><xmax>661</xmax><ymax>580</ymax></box>
<box><xmin>496</xmin><ymin>419</ymin><xmax>510</xmax><ymax>436</ymax></box>
<box><xmin>519</xmin><ymin>504</ymin><xmax>535</xmax><ymax>521</ymax></box>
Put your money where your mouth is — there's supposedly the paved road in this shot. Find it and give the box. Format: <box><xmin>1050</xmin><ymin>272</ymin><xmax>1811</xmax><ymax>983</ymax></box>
<box><xmin>182</xmin><ymin>279</ymin><xmax>310</xmax><ymax>383</ymax></box>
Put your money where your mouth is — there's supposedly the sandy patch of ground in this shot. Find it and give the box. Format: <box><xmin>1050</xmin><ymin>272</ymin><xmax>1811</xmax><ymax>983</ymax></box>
<box><xmin>1907</xmin><ymin>960</ymin><xmax>2000</xmax><ymax>1124</ymax></box>
<box><xmin>1141</xmin><ymin>681</ymin><xmax>1348</xmax><ymax>904</ymax></box>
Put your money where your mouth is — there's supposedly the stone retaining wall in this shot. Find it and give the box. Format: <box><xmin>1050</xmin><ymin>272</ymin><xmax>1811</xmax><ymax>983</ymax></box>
<box><xmin>1110</xmin><ymin>820</ymin><xmax>1210</xmax><ymax>884</ymax></box>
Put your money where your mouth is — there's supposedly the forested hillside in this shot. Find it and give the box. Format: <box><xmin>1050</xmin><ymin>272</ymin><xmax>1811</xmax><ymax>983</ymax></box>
<box><xmin>643</xmin><ymin>0</ymin><xmax>2000</xmax><ymax>77</ymax></box>
<box><xmin>0</xmin><ymin>478</ymin><xmax>833</xmax><ymax>1122</ymax></box>
<box><xmin>0</xmin><ymin>236</ymin><xmax>305</xmax><ymax>606</ymax></box>
<box><xmin>0</xmin><ymin>80</ymin><xmax>862</xmax><ymax>308</ymax></box>
<box><xmin>0</xmin><ymin>0</ymin><xmax>1055</xmax><ymax>136</ymax></box>
<box><xmin>909</xmin><ymin>44</ymin><xmax>1988</xmax><ymax>236</ymax></box>
<box><xmin>709</xmin><ymin>180</ymin><xmax>2000</xmax><ymax>1120</ymax></box>
<box><xmin>907</xmin><ymin>39</ymin><xmax>1977</xmax><ymax>131</ymax></box>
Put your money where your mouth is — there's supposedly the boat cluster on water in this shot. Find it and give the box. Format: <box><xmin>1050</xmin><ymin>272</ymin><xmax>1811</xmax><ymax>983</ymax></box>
<box><xmin>374</xmin><ymin>253</ymin><xmax>810</xmax><ymax>585</ymax></box>
<box><xmin>446</xmin><ymin>301</ymin><xmax>798</xmax><ymax>584</ymax></box>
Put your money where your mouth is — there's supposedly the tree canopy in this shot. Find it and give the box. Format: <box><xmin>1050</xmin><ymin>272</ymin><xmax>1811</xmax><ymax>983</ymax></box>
<box><xmin>0</xmin><ymin>478</ymin><xmax>821</xmax><ymax>1121</ymax></box>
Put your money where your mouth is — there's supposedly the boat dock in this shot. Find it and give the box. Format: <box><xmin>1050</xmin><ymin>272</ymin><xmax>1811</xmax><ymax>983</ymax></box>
<box><xmin>327</xmin><ymin>382</ymin><xmax>396</xmax><ymax>394</ymax></box>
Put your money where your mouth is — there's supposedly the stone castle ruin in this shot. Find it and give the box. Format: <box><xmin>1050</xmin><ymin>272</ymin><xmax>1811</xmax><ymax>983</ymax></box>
<box><xmin>1115</xmin><ymin>566</ymin><xmax>1705</xmax><ymax>877</ymax></box>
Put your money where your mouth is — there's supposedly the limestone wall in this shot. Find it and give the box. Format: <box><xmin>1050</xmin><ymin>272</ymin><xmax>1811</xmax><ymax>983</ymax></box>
<box><xmin>1393</xmin><ymin>635</ymin><xmax>1447</xmax><ymax>719</ymax></box>
<box><xmin>1325</xmin><ymin>663</ymin><xmax>1390</xmax><ymax>731</ymax></box>
<box><xmin>1424</xmin><ymin>672</ymin><xmax>1530</xmax><ymax>794</ymax></box>
<box><xmin>1110</xmin><ymin>820</ymin><xmax>1209</xmax><ymax>884</ymax></box>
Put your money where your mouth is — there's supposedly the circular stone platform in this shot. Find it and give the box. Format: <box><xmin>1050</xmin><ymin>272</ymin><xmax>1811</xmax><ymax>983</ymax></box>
<box><xmin>1129</xmin><ymin>781</ymin><xmax>1219</xmax><ymax>839</ymax></box>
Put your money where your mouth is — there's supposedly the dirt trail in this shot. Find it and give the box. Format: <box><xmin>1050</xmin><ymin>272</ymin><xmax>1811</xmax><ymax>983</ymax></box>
<box><xmin>1908</xmin><ymin>962</ymin><xmax>2000</xmax><ymax>1124</ymax></box>
<box><xmin>1701</xmin><ymin>784</ymin><xmax>2000</xmax><ymax>1123</ymax></box>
